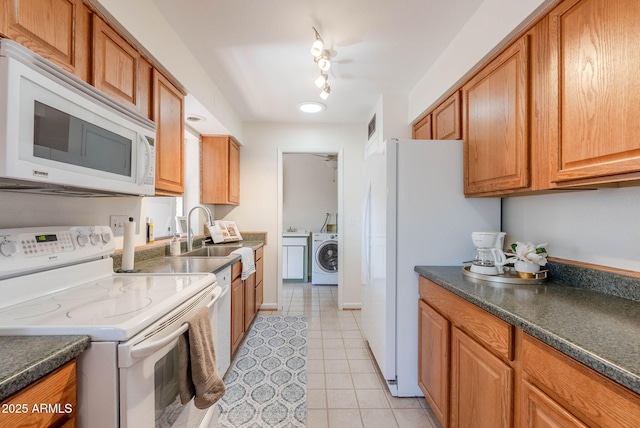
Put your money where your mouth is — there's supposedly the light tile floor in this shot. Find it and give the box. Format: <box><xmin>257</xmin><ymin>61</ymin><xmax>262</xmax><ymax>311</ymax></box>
<box><xmin>259</xmin><ymin>282</ymin><xmax>440</xmax><ymax>428</ymax></box>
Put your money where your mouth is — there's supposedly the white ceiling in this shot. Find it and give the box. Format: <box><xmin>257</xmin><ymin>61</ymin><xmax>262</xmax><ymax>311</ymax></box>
<box><xmin>152</xmin><ymin>0</ymin><xmax>484</xmax><ymax>126</ymax></box>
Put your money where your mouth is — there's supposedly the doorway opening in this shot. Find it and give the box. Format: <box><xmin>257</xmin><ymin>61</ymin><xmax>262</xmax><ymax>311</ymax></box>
<box><xmin>277</xmin><ymin>149</ymin><xmax>344</xmax><ymax>311</ymax></box>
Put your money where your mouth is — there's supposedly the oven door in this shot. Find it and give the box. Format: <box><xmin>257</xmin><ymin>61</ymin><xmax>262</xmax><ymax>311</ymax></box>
<box><xmin>117</xmin><ymin>285</ymin><xmax>222</xmax><ymax>428</ymax></box>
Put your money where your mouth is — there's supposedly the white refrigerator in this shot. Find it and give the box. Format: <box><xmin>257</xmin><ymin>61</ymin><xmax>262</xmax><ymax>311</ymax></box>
<box><xmin>361</xmin><ymin>138</ymin><xmax>501</xmax><ymax>396</ymax></box>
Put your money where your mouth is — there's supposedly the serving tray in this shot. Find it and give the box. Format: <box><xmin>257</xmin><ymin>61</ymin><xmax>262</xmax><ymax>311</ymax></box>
<box><xmin>462</xmin><ymin>265</ymin><xmax>548</xmax><ymax>285</ymax></box>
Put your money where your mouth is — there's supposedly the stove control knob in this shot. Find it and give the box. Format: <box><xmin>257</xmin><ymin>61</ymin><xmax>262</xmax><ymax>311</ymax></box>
<box><xmin>76</xmin><ymin>234</ymin><xmax>90</xmax><ymax>247</ymax></box>
<box><xmin>102</xmin><ymin>233</ymin><xmax>112</xmax><ymax>243</ymax></box>
<box><xmin>0</xmin><ymin>240</ymin><xmax>17</xmax><ymax>257</ymax></box>
<box><xmin>89</xmin><ymin>233</ymin><xmax>101</xmax><ymax>246</ymax></box>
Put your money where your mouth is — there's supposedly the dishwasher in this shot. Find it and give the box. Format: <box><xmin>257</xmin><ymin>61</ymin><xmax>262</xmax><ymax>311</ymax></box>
<box><xmin>212</xmin><ymin>266</ymin><xmax>232</xmax><ymax>376</ymax></box>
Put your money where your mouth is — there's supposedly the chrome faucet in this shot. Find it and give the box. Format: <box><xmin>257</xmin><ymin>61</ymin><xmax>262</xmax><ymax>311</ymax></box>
<box><xmin>187</xmin><ymin>204</ymin><xmax>214</xmax><ymax>252</ymax></box>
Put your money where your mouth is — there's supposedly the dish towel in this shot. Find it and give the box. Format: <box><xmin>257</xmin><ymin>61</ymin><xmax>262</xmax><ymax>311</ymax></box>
<box><xmin>178</xmin><ymin>306</ymin><xmax>226</xmax><ymax>409</ymax></box>
<box><xmin>231</xmin><ymin>247</ymin><xmax>256</xmax><ymax>280</ymax></box>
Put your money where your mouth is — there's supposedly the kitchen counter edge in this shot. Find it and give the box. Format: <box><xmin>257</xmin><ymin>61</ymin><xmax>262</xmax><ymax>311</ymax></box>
<box><xmin>0</xmin><ymin>335</ymin><xmax>90</xmax><ymax>402</ymax></box>
<box><xmin>415</xmin><ymin>265</ymin><xmax>640</xmax><ymax>395</ymax></box>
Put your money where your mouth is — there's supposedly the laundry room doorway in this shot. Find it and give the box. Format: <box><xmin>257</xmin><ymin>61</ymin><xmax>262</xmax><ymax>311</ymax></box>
<box><xmin>277</xmin><ymin>149</ymin><xmax>344</xmax><ymax>311</ymax></box>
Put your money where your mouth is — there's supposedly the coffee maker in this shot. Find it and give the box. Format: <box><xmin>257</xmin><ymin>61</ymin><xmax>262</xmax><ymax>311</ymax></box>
<box><xmin>470</xmin><ymin>231</ymin><xmax>507</xmax><ymax>275</ymax></box>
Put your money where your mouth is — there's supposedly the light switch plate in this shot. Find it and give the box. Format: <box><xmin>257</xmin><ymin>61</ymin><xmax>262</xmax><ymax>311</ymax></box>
<box><xmin>110</xmin><ymin>215</ymin><xmax>129</xmax><ymax>237</ymax></box>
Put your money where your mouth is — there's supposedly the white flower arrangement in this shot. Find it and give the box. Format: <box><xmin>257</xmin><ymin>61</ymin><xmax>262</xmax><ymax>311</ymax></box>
<box><xmin>507</xmin><ymin>242</ymin><xmax>548</xmax><ymax>266</ymax></box>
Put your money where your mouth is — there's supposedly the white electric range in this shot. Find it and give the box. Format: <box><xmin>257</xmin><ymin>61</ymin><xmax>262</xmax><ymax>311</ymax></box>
<box><xmin>0</xmin><ymin>226</ymin><xmax>221</xmax><ymax>428</ymax></box>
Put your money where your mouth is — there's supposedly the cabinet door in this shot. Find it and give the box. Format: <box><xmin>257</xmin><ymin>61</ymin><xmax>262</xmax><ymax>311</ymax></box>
<box><xmin>228</xmin><ymin>139</ymin><xmax>240</xmax><ymax>204</ymax></box>
<box><xmin>418</xmin><ymin>300</ymin><xmax>449</xmax><ymax>428</ymax></box>
<box><xmin>521</xmin><ymin>380</ymin><xmax>587</xmax><ymax>428</ymax></box>
<box><xmin>230</xmin><ymin>276</ymin><xmax>244</xmax><ymax>355</ymax></box>
<box><xmin>0</xmin><ymin>0</ymin><xmax>90</xmax><ymax>80</ymax></box>
<box><xmin>413</xmin><ymin>114</ymin><xmax>432</xmax><ymax>139</ymax></box>
<box><xmin>153</xmin><ymin>69</ymin><xmax>184</xmax><ymax>195</ymax></box>
<box><xmin>451</xmin><ymin>327</ymin><xmax>513</xmax><ymax>428</ymax></box>
<box><xmin>244</xmin><ymin>273</ymin><xmax>256</xmax><ymax>331</ymax></box>
<box><xmin>548</xmin><ymin>0</ymin><xmax>640</xmax><ymax>184</ymax></box>
<box><xmin>92</xmin><ymin>15</ymin><xmax>139</xmax><ymax>110</ymax></box>
<box><xmin>255</xmin><ymin>250</ymin><xmax>264</xmax><ymax>310</ymax></box>
<box><xmin>286</xmin><ymin>246</ymin><xmax>305</xmax><ymax>280</ymax></box>
<box><xmin>0</xmin><ymin>360</ymin><xmax>77</xmax><ymax>427</ymax></box>
<box><xmin>200</xmin><ymin>136</ymin><xmax>241</xmax><ymax>205</ymax></box>
<box><xmin>433</xmin><ymin>91</ymin><xmax>461</xmax><ymax>140</ymax></box>
<box><xmin>463</xmin><ymin>36</ymin><xmax>530</xmax><ymax>195</ymax></box>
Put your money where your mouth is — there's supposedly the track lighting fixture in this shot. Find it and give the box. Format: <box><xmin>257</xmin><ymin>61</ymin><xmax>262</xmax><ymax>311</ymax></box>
<box><xmin>315</xmin><ymin>50</ymin><xmax>331</xmax><ymax>71</ymax></box>
<box><xmin>310</xmin><ymin>27</ymin><xmax>324</xmax><ymax>57</ymax></box>
<box><xmin>310</xmin><ymin>27</ymin><xmax>332</xmax><ymax>100</ymax></box>
<box><xmin>320</xmin><ymin>83</ymin><xmax>331</xmax><ymax>100</ymax></box>
<box><xmin>314</xmin><ymin>73</ymin><xmax>328</xmax><ymax>89</ymax></box>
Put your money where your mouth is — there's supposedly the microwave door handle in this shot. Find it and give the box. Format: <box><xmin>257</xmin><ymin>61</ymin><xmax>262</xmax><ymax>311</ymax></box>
<box><xmin>130</xmin><ymin>287</ymin><xmax>219</xmax><ymax>358</ymax></box>
<box><xmin>137</xmin><ymin>134</ymin><xmax>152</xmax><ymax>185</ymax></box>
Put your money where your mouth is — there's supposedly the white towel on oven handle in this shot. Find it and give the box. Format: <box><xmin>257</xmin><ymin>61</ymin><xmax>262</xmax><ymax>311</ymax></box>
<box><xmin>231</xmin><ymin>247</ymin><xmax>255</xmax><ymax>280</ymax></box>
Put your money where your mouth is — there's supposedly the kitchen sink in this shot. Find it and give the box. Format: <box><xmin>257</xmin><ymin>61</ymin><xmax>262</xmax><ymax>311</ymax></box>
<box><xmin>177</xmin><ymin>245</ymin><xmax>242</xmax><ymax>257</ymax></box>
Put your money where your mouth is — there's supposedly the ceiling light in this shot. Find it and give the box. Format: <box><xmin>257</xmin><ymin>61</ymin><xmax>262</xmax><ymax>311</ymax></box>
<box><xmin>298</xmin><ymin>101</ymin><xmax>326</xmax><ymax>113</ymax></box>
<box><xmin>319</xmin><ymin>83</ymin><xmax>331</xmax><ymax>100</ymax></box>
<box><xmin>314</xmin><ymin>73</ymin><xmax>328</xmax><ymax>88</ymax></box>
<box><xmin>310</xmin><ymin>27</ymin><xmax>324</xmax><ymax>57</ymax></box>
<box><xmin>185</xmin><ymin>114</ymin><xmax>205</xmax><ymax>123</ymax></box>
<box><xmin>315</xmin><ymin>50</ymin><xmax>331</xmax><ymax>71</ymax></box>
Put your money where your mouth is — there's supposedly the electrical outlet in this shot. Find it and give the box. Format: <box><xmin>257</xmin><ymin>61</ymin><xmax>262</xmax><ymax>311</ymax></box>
<box><xmin>110</xmin><ymin>215</ymin><xmax>129</xmax><ymax>237</ymax></box>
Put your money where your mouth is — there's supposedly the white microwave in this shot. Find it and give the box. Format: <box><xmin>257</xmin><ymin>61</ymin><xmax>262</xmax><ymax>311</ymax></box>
<box><xmin>0</xmin><ymin>39</ymin><xmax>156</xmax><ymax>196</ymax></box>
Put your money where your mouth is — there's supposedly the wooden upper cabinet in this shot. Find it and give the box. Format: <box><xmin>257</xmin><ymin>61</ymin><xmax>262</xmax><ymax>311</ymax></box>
<box><xmin>413</xmin><ymin>114</ymin><xmax>432</xmax><ymax>139</ymax></box>
<box><xmin>0</xmin><ymin>0</ymin><xmax>90</xmax><ymax>80</ymax></box>
<box><xmin>201</xmin><ymin>135</ymin><xmax>241</xmax><ymax>205</ymax></box>
<box><xmin>463</xmin><ymin>36</ymin><xmax>530</xmax><ymax>196</ymax></box>
<box><xmin>92</xmin><ymin>15</ymin><xmax>140</xmax><ymax>111</ymax></box>
<box><xmin>153</xmin><ymin>69</ymin><xmax>184</xmax><ymax>195</ymax></box>
<box><xmin>548</xmin><ymin>0</ymin><xmax>640</xmax><ymax>185</ymax></box>
<box><xmin>433</xmin><ymin>91</ymin><xmax>461</xmax><ymax>140</ymax></box>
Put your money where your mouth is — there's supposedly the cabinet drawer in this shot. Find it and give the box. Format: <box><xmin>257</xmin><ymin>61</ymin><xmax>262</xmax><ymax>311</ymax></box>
<box><xmin>0</xmin><ymin>360</ymin><xmax>76</xmax><ymax>427</ymax></box>
<box><xmin>522</xmin><ymin>333</ymin><xmax>640</xmax><ymax>427</ymax></box>
<box><xmin>232</xmin><ymin>261</ymin><xmax>241</xmax><ymax>280</ymax></box>
<box><xmin>283</xmin><ymin>237</ymin><xmax>307</xmax><ymax>246</ymax></box>
<box><xmin>255</xmin><ymin>246</ymin><xmax>263</xmax><ymax>261</ymax></box>
<box><xmin>419</xmin><ymin>276</ymin><xmax>513</xmax><ymax>361</ymax></box>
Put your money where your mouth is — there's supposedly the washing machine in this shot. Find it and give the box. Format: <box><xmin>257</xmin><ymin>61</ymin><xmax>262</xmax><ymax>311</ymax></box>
<box><xmin>311</xmin><ymin>233</ymin><xmax>338</xmax><ymax>285</ymax></box>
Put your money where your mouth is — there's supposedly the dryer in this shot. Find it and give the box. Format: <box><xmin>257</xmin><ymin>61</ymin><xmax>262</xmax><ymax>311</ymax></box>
<box><xmin>311</xmin><ymin>233</ymin><xmax>338</xmax><ymax>285</ymax></box>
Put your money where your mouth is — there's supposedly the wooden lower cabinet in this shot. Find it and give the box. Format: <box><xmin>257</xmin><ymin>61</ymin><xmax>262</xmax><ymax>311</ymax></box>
<box><xmin>230</xmin><ymin>271</ymin><xmax>244</xmax><ymax>355</ymax></box>
<box><xmin>0</xmin><ymin>360</ymin><xmax>77</xmax><ymax>428</ymax></box>
<box><xmin>450</xmin><ymin>327</ymin><xmax>513</xmax><ymax>428</ymax></box>
<box><xmin>418</xmin><ymin>299</ymin><xmax>449</xmax><ymax>427</ymax></box>
<box><xmin>243</xmin><ymin>272</ymin><xmax>256</xmax><ymax>331</ymax></box>
<box><xmin>419</xmin><ymin>275</ymin><xmax>640</xmax><ymax>428</ymax></box>
<box><xmin>520</xmin><ymin>379</ymin><xmax>588</xmax><ymax>428</ymax></box>
<box><xmin>255</xmin><ymin>247</ymin><xmax>264</xmax><ymax>310</ymax></box>
<box><xmin>522</xmin><ymin>333</ymin><xmax>640</xmax><ymax>427</ymax></box>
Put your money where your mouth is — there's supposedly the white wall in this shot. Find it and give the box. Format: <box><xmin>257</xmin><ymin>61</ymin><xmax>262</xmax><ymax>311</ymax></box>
<box><xmin>283</xmin><ymin>154</ymin><xmax>338</xmax><ymax>233</ymax></box>
<box><xmin>503</xmin><ymin>188</ymin><xmax>640</xmax><ymax>272</ymax></box>
<box><xmin>219</xmin><ymin>123</ymin><xmax>365</xmax><ymax>309</ymax></box>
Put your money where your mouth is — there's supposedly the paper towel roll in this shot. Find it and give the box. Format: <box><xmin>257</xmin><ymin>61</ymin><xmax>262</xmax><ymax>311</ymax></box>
<box><xmin>122</xmin><ymin>217</ymin><xmax>135</xmax><ymax>271</ymax></box>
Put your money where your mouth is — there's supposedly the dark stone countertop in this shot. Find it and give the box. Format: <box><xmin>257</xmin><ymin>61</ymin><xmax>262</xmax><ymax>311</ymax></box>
<box><xmin>131</xmin><ymin>240</ymin><xmax>264</xmax><ymax>275</ymax></box>
<box><xmin>0</xmin><ymin>335</ymin><xmax>90</xmax><ymax>401</ymax></box>
<box><xmin>415</xmin><ymin>265</ymin><xmax>640</xmax><ymax>395</ymax></box>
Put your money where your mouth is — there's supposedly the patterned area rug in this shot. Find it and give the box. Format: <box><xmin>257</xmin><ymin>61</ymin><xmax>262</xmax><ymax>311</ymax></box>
<box><xmin>218</xmin><ymin>315</ymin><xmax>307</xmax><ymax>427</ymax></box>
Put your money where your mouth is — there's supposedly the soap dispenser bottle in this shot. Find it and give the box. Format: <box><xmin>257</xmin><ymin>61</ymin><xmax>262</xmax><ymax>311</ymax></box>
<box><xmin>170</xmin><ymin>234</ymin><xmax>181</xmax><ymax>256</ymax></box>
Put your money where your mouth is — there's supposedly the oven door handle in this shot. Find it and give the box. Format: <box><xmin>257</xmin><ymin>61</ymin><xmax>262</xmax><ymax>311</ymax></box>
<box><xmin>130</xmin><ymin>287</ymin><xmax>221</xmax><ymax>359</ymax></box>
